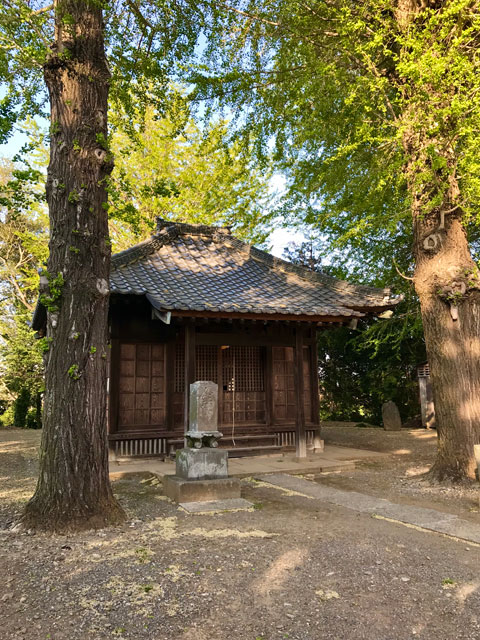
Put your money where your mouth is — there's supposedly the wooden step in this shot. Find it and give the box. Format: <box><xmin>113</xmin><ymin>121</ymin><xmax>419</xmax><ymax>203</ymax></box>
<box><xmin>225</xmin><ymin>445</ymin><xmax>282</xmax><ymax>458</ymax></box>
<box><xmin>167</xmin><ymin>434</ymin><xmax>278</xmax><ymax>448</ymax></box>
<box><xmin>219</xmin><ymin>434</ymin><xmax>277</xmax><ymax>447</ymax></box>
<box><xmin>167</xmin><ymin>441</ymin><xmax>282</xmax><ymax>459</ymax></box>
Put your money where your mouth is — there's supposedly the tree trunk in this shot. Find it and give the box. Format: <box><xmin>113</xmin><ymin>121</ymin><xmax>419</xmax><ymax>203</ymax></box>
<box><xmin>413</xmin><ymin>212</ymin><xmax>480</xmax><ymax>481</ymax></box>
<box><xmin>22</xmin><ymin>0</ymin><xmax>125</xmax><ymax>531</ymax></box>
<box><xmin>398</xmin><ymin>0</ymin><xmax>480</xmax><ymax>482</ymax></box>
<box><xmin>407</xmin><ymin>138</ymin><xmax>480</xmax><ymax>481</ymax></box>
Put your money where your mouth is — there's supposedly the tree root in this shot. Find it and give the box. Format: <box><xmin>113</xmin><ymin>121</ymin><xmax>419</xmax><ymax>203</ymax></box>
<box><xmin>18</xmin><ymin>496</ymin><xmax>126</xmax><ymax>534</ymax></box>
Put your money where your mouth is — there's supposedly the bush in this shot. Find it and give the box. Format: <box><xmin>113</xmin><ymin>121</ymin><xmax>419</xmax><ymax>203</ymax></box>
<box><xmin>26</xmin><ymin>407</ymin><xmax>41</xmax><ymax>429</ymax></box>
<box><xmin>0</xmin><ymin>406</ymin><xmax>15</xmax><ymax>428</ymax></box>
<box><xmin>14</xmin><ymin>388</ymin><xmax>31</xmax><ymax>428</ymax></box>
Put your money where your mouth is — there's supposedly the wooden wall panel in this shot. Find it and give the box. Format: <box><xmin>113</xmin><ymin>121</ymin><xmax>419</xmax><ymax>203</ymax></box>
<box><xmin>117</xmin><ymin>343</ymin><xmax>166</xmax><ymax>431</ymax></box>
<box><xmin>303</xmin><ymin>345</ymin><xmax>313</xmax><ymax>424</ymax></box>
<box><xmin>272</xmin><ymin>346</ymin><xmax>296</xmax><ymax>423</ymax></box>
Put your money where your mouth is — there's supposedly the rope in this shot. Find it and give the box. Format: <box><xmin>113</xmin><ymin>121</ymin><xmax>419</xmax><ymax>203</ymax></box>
<box><xmin>231</xmin><ymin>347</ymin><xmax>236</xmax><ymax>447</ymax></box>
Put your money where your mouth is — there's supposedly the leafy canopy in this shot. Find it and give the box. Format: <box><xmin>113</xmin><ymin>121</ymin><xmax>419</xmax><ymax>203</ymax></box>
<box><xmin>108</xmin><ymin>101</ymin><xmax>273</xmax><ymax>250</ymax></box>
<box><xmin>192</xmin><ymin>0</ymin><xmax>480</xmax><ymax>271</ymax></box>
<box><xmin>0</xmin><ymin>0</ymin><xmax>203</xmax><ymax>141</ymax></box>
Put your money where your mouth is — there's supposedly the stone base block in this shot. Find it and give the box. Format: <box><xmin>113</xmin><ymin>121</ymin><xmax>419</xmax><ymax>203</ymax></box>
<box><xmin>180</xmin><ymin>498</ymin><xmax>253</xmax><ymax>513</ymax></box>
<box><xmin>311</xmin><ymin>439</ymin><xmax>325</xmax><ymax>453</ymax></box>
<box><xmin>176</xmin><ymin>447</ymin><xmax>228</xmax><ymax>480</ymax></box>
<box><xmin>164</xmin><ymin>475</ymin><xmax>241</xmax><ymax>504</ymax></box>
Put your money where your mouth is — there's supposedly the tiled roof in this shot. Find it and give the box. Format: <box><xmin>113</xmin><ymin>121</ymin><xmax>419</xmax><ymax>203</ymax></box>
<box><xmin>109</xmin><ymin>219</ymin><xmax>401</xmax><ymax>320</ymax></box>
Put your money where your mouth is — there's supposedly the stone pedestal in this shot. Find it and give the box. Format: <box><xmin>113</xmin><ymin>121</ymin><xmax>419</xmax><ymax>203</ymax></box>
<box><xmin>176</xmin><ymin>447</ymin><xmax>228</xmax><ymax>480</ymax></box>
<box><xmin>164</xmin><ymin>475</ymin><xmax>241</xmax><ymax>503</ymax></box>
<box><xmin>164</xmin><ymin>381</ymin><xmax>242</xmax><ymax>504</ymax></box>
<box><xmin>164</xmin><ymin>447</ymin><xmax>240</xmax><ymax>503</ymax></box>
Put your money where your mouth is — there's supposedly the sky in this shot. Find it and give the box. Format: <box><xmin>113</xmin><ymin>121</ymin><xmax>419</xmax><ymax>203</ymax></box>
<box><xmin>269</xmin><ymin>227</ymin><xmax>305</xmax><ymax>258</ymax></box>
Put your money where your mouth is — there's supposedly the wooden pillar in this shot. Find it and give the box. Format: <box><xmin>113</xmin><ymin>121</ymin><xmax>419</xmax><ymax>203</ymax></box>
<box><xmin>217</xmin><ymin>345</ymin><xmax>224</xmax><ymax>427</ymax></box>
<box><xmin>165</xmin><ymin>341</ymin><xmax>175</xmax><ymax>430</ymax></box>
<box><xmin>310</xmin><ymin>325</ymin><xmax>320</xmax><ymax>427</ymax></box>
<box><xmin>265</xmin><ymin>345</ymin><xmax>273</xmax><ymax>428</ymax></box>
<box><xmin>294</xmin><ymin>325</ymin><xmax>306</xmax><ymax>458</ymax></box>
<box><xmin>310</xmin><ymin>324</ymin><xmax>324</xmax><ymax>452</ymax></box>
<box><xmin>184</xmin><ymin>322</ymin><xmax>196</xmax><ymax>433</ymax></box>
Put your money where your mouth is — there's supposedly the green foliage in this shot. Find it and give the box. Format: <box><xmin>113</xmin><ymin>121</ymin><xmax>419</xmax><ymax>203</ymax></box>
<box><xmin>13</xmin><ymin>388</ymin><xmax>30</xmax><ymax>428</ymax></box>
<box><xmin>283</xmin><ymin>240</ymin><xmax>425</xmax><ymax>422</ymax></box>
<box><xmin>317</xmin><ymin>316</ymin><xmax>425</xmax><ymax>424</ymax></box>
<box><xmin>67</xmin><ymin>364</ymin><xmax>80</xmax><ymax>380</ymax></box>
<box><xmin>192</xmin><ymin>0</ymin><xmax>480</xmax><ymax>268</ymax></box>
<box><xmin>0</xmin><ymin>0</ymin><xmax>204</xmax><ymax>147</ymax></box>
<box><xmin>0</xmin><ymin>154</ymin><xmax>47</xmax><ymax>423</ymax></box>
<box><xmin>108</xmin><ymin>102</ymin><xmax>274</xmax><ymax>250</ymax></box>
<box><xmin>38</xmin><ymin>337</ymin><xmax>52</xmax><ymax>353</ymax></box>
<box><xmin>1</xmin><ymin>312</ymin><xmax>45</xmax><ymax>397</ymax></box>
<box><xmin>68</xmin><ymin>190</ymin><xmax>79</xmax><ymax>204</ymax></box>
<box><xmin>39</xmin><ymin>271</ymin><xmax>64</xmax><ymax>313</ymax></box>
<box><xmin>0</xmin><ymin>405</ymin><xmax>14</xmax><ymax>428</ymax></box>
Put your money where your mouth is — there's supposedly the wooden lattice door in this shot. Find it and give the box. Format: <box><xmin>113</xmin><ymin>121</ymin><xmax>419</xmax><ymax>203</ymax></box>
<box><xmin>117</xmin><ymin>343</ymin><xmax>166</xmax><ymax>431</ymax></box>
<box><xmin>222</xmin><ymin>346</ymin><xmax>266</xmax><ymax>425</ymax></box>
<box><xmin>172</xmin><ymin>343</ymin><xmax>219</xmax><ymax>428</ymax></box>
<box><xmin>272</xmin><ymin>346</ymin><xmax>296</xmax><ymax>423</ymax></box>
<box><xmin>272</xmin><ymin>345</ymin><xmax>314</xmax><ymax>424</ymax></box>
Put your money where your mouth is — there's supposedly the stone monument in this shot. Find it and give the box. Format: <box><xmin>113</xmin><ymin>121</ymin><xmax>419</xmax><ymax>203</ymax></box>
<box><xmin>382</xmin><ymin>400</ymin><xmax>402</xmax><ymax>431</ymax></box>
<box><xmin>164</xmin><ymin>381</ymin><xmax>241</xmax><ymax>503</ymax></box>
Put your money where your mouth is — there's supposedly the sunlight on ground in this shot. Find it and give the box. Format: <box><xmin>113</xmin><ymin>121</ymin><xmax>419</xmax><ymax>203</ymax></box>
<box><xmin>392</xmin><ymin>449</ymin><xmax>412</xmax><ymax>455</ymax></box>
<box><xmin>249</xmin><ymin>478</ymin><xmax>315</xmax><ymax>499</ymax></box>
<box><xmin>404</xmin><ymin>466</ymin><xmax>431</xmax><ymax>477</ymax></box>
<box><xmin>455</xmin><ymin>581</ymin><xmax>480</xmax><ymax>607</ymax></box>
<box><xmin>255</xmin><ymin>548</ymin><xmax>307</xmax><ymax>598</ymax></box>
<box><xmin>409</xmin><ymin>431</ymin><xmax>437</xmax><ymax>440</ymax></box>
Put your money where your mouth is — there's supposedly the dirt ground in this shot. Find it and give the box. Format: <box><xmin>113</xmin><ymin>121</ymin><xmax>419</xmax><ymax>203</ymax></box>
<box><xmin>1</xmin><ymin>426</ymin><xmax>480</xmax><ymax>640</ymax></box>
<box><xmin>320</xmin><ymin>424</ymin><xmax>480</xmax><ymax>519</ymax></box>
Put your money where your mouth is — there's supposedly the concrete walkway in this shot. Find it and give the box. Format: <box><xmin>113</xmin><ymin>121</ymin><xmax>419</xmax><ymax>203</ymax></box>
<box><xmin>260</xmin><ymin>473</ymin><xmax>480</xmax><ymax>545</ymax></box>
<box><xmin>109</xmin><ymin>444</ymin><xmax>387</xmax><ymax>478</ymax></box>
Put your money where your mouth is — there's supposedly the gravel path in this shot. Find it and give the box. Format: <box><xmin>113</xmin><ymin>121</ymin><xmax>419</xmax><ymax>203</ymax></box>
<box><xmin>1</xmin><ymin>427</ymin><xmax>480</xmax><ymax>640</ymax></box>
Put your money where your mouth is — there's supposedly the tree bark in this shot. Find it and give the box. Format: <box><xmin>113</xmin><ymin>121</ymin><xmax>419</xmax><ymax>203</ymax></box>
<box><xmin>22</xmin><ymin>0</ymin><xmax>125</xmax><ymax>531</ymax></box>
<box><xmin>398</xmin><ymin>1</ymin><xmax>480</xmax><ymax>482</ymax></box>
<box><xmin>406</xmin><ymin>133</ymin><xmax>480</xmax><ymax>481</ymax></box>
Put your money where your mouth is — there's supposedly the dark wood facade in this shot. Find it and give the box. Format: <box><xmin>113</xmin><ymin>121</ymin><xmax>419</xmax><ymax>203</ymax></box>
<box><xmin>33</xmin><ymin>219</ymin><xmax>399</xmax><ymax>460</ymax></box>
<box><xmin>108</xmin><ymin>296</ymin><xmax>320</xmax><ymax>457</ymax></box>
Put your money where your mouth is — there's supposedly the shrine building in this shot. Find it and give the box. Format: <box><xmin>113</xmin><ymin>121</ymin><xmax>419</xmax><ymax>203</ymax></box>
<box><xmin>33</xmin><ymin>217</ymin><xmax>400</xmax><ymax>458</ymax></box>
<box><xmin>101</xmin><ymin>218</ymin><xmax>399</xmax><ymax>459</ymax></box>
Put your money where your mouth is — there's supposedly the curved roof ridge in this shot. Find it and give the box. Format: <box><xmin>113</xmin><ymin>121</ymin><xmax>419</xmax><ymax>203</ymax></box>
<box><xmin>109</xmin><ymin>219</ymin><xmax>401</xmax><ymax>311</ymax></box>
<box><xmin>231</xmin><ymin>239</ymin><xmax>394</xmax><ymax>302</ymax></box>
<box><xmin>152</xmin><ymin>219</ymin><xmax>395</xmax><ymax>302</ymax></box>
<box><xmin>155</xmin><ymin>217</ymin><xmax>232</xmax><ymax>238</ymax></box>
<box><xmin>111</xmin><ymin>225</ymin><xmax>180</xmax><ymax>270</ymax></box>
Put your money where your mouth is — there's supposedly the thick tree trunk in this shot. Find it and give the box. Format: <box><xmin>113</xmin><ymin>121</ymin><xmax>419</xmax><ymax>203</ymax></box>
<box><xmin>407</xmin><ymin>138</ymin><xmax>480</xmax><ymax>481</ymax></box>
<box><xmin>22</xmin><ymin>0</ymin><xmax>125</xmax><ymax>531</ymax></box>
<box><xmin>413</xmin><ymin>211</ymin><xmax>480</xmax><ymax>481</ymax></box>
<box><xmin>397</xmin><ymin>0</ymin><xmax>480</xmax><ymax>482</ymax></box>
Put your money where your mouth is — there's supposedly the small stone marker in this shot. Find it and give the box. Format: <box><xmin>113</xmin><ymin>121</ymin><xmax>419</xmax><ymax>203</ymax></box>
<box><xmin>186</xmin><ymin>381</ymin><xmax>223</xmax><ymax>448</ymax></box>
<box><xmin>382</xmin><ymin>400</ymin><xmax>402</xmax><ymax>431</ymax></box>
<box><xmin>163</xmin><ymin>380</ymin><xmax>241</xmax><ymax>503</ymax></box>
